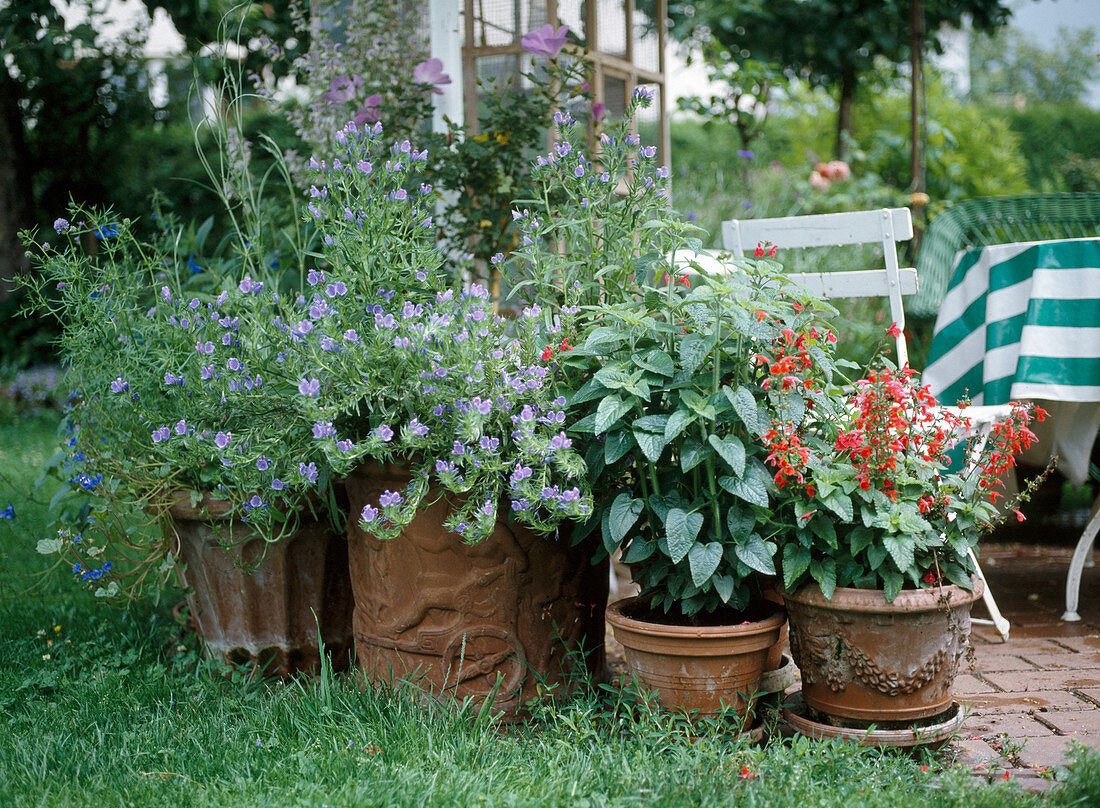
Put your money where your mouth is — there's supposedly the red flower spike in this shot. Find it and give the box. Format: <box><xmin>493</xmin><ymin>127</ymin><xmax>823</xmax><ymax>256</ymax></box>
<box><xmin>559</xmin><ymin>338</ymin><xmax>573</xmax><ymax>352</ymax></box>
<box><xmin>1014</xmin><ymin>510</ymin><xmax>1026</xmax><ymax>522</ymax></box>
<box><xmin>738</xmin><ymin>766</ymin><xmax>758</xmax><ymax>780</ymax></box>
<box><xmin>887</xmin><ymin>322</ymin><xmax>902</xmax><ymax>339</ymax></box>
<box><xmin>754</xmin><ymin>243</ymin><xmax>767</xmax><ymax>258</ymax></box>
<box><xmin>541</xmin><ymin>345</ymin><xmax>554</xmax><ymax>361</ymax></box>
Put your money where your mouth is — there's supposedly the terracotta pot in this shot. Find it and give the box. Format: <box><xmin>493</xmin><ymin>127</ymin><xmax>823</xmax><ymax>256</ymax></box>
<box><xmin>785</xmin><ymin>579</ymin><xmax>984</xmax><ymax>723</ymax></box>
<box><xmin>605</xmin><ymin>597</ymin><xmax>786</xmax><ymax>721</ymax></box>
<box><xmin>760</xmin><ymin>581</ymin><xmax>788</xmax><ymax>672</ymax></box>
<box><xmin>345</xmin><ymin>463</ymin><xmax>608</xmax><ymax>720</ymax></box>
<box><xmin>169</xmin><ymin>494</ymin><xmax>354</xmax><ymax>677</ymax></box>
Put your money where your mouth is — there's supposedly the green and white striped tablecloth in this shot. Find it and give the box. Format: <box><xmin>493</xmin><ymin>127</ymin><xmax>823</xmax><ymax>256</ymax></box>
<box><xmin>925</xmin><ymin>238</ymin><xmax>1100</xmax><ymax>405</ymax></box>
<box><xmin>924</xmin><ymin>238</ymin><xmax>1100</xmax><ymax>484</ymax></box>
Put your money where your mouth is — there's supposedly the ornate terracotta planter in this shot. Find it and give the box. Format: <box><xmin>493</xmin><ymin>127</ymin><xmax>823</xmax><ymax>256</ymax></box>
<box><xmin>345</xmin><ymin>463</ymin><xmax>608</xmax><ymax>720</ymax></box>
<box><xmin>169</xmin><ymin>494</ymin><xmax>354</xmax><ymax>677</ymax></box>
<box><xmin>605</xmin><ymin>596</ymin><xmax>786</xmax><ymax>722</ymax></box>
<box><xmin>785</xmin><ymin>579</ymin><xmax>984</xmax><ymax>723</ymax></box>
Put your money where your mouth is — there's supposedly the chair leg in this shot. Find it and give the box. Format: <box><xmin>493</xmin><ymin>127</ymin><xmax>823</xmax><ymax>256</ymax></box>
<box><xmin>1062</xmin><ymin>498</ymin><xmax>1100</xmax><ymax>622</ymax></box>
<box><xmin>969</xmin><ymin>548</ymin><xmax>1011</xmax><ymax>641</ymax></box>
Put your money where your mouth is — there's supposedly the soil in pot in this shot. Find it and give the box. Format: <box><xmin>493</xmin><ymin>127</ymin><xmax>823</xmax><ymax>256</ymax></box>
<box><xmin>169</xmin><ymin>494</ymin><xmax>354</xmax><ymax>678</ymax></box>
<box><xmin>605</xmin><ymin>597</ymin><xmax>786</xmax><ymax>723</ymax></box>
<box><xmin>785</xmin><ymin>579</ymin><xmax>984</xmax><ymax>724</ymax></box>
<box><xmin>345</xmin><ymin>463</ymin><xmax>609</xmax><ymax>721</ymax></box>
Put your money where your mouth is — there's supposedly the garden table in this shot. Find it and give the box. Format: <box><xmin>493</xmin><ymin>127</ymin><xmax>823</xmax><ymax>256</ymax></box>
<box><xmin>923</xmin><ymin>237</ymin><xmax>1100</xmax><ymax>621</ymax></box>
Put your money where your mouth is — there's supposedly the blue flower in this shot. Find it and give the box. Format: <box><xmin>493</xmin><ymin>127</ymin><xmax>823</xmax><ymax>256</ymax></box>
<box><xmin>188</xmin><ymin>254</ymin><xmax>202</xmax><ymax>273</ymax></box>
<box><xmin>53</xmin><ymin>218</ymin><xmax>71</xmax><ymax>234</ymax></box>
<box><xmin>361</xmin><ymin>504</ymin><xmax>379</xmax><ymax>523</ymax></box>
<box><xmin>94</xmin><ymin>224</ymin><xmax>119</xmax><ymax>239</ymax></box>
<box><xmin>298</xmin><ymin>378</ymin><xmax>320</xmax><ymax>398</ymax></box>
<box><xmin>379</xmin><ymin>490</ymin><xmax>403</xmax><ymax>507</ymax></box>
<box><xmin>0</xmin><ymin>502</ymin><xmax>14</xmax><ymax>519</ymax></box>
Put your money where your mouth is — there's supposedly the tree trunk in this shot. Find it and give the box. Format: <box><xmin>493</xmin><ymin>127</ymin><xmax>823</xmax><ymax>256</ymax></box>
<box><xmin>0</xmin><ymin>69</ymin><xmax>32</xmax><ymax>302</ymax></box>
<box><xmin>909</xmin><ymin>0</ymin><xmax>926</xmax><ymax>250</ymax></box>
<box><xmin>835</xmin><ymin>64</ymin><xmax>857</xmax><ymax>161</ymax></box>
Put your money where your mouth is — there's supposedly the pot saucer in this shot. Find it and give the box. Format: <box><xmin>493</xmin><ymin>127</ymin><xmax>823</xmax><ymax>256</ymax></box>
<box><xmin>759</xmin><ymin>655</ymin><xmax>798</xmax><ymax>695</ymax></box>
<box><xmin>782</xmin><ymin>691</ymin><xmax>963</xmax><ymax>749</ymax></box>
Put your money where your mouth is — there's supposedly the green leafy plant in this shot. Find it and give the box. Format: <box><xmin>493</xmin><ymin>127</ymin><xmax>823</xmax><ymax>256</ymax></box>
<box><xmin>759</xmin><ymin>347</ymin><xmax>1046</xmax><ymax>601</ymax></box>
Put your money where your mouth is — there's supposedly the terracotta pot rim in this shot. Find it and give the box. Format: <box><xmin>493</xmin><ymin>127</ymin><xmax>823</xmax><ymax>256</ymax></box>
<box><xmin>783</xmin><ymin>577</ymin><xmax>984</xmax><ymax>613</ymax></box>
<box><xmin>606</xmin><ymin>596</ymin><xmax>786</xmax><ymax>639</ymax></box>
<box><xmin>164</xmin><ymin>490</ymin><xmax>326</xmax><ymax>522</ymax></box>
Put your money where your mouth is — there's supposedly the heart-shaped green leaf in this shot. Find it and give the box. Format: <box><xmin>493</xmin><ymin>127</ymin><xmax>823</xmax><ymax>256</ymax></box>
<box><xmin>666</xmin><ymin>508</ymin><xmax>703</xmax><ymax>565</ymax></box>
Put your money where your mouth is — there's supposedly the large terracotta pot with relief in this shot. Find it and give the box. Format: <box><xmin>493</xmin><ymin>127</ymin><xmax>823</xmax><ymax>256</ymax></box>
<box><xmin>169</xmin><ymin>493</ymin><xmax>354</xmax><ymax>677</ymax></box>
<box><xmin>345</xmin><ymin>462</ymin><xmax>608</xmax><ymax>720</ymax></box>
<box><xmin>785</xmin><ymin>579</ymin><xmax>984</xmax><ymax>723</ymax></box>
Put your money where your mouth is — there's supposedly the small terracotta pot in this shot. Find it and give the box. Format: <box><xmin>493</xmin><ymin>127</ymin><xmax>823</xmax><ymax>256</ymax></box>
<box><xmin>605</xmin><ymin>597</ymin><xmax>786</xmax><ymax>721</ymax></box>
<box><xmin>760</xmin><ymin>581</ymin><xmax>788</xmax><ymax>672</ymax></box>
<box><xmin>169</xmin><ymin>493</ymin><xmax>354</xmax><ymax>677</ymax></box>
<box><xmin>785</xmin><ymin>579</ymin><xmax>984</xmax><ymax>723</ymax></box>
<box><xmin>345</xmin><ymin>462</ymin><xmax>608</xmax><ymax>721</ymax></box>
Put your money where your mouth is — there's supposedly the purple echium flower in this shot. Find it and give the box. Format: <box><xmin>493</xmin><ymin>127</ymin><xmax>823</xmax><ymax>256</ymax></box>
<box><xmin>511</xmin><ymin>499</ymin><xmax>530</xmax><ymax>512</ymax></box>
<box><xmin>343</xmin><ymin>329</ymin><xmax>360</xmax><ymax>343</ymax></box>
<box><xmin>326</xmin><ymin>282</ymin><xmax>348</xmax><ymax>297</ymax></box>
<box><xmin>478</xmin><ymin>436</ymin><xmax>500</xmax><ymax>453</ymax></box>
<box><xmin>480</xmin><ymin>499</ymin><xmax>495</xmax><ymax>517</ymax></box>
<box><xmin>356</xmin><ymin>160</ymin><xmax>372</xmax><ymax>174</ymax></box>
<box><xmin>633</xmin><ymin>85</ymin><xmax>655</xmax><ymax>103</ymax></box>
<box><xmin>200</xmin><ymin>364</ymin><xmax>215</xmax><ymax>380</ymax></box>
<box><xmin>196</xmin><ymin>341</ymin><xmax>215</xmax><ymax>355</ymax></box>
<box><xmin>373</xmin><ymin>424</ymin><xmax>394</xmax><ymax>443</ymax></box>
<box><xmin>361</xmin><ymin>504</ymin><xmax>379</xmax><ymax>523</ymax></box>
<box><xmin>519</xmin><ymin>405</ymin><xmax>535</xmax><ymax>423</ymax></box>
<box><xmin>227</xmin><ymin>358</ymin><xmax>241</xmax><ymax>372</ymax></box>
<box><xmin>539</xmin><ymin>485</ymin><xmax>560</xmax><ymax>501</ymax></box>
<box><xmin>312</xmin><ymin>421</ymin><xmax>335</xmax><ymax>439</ymax></box>
<box><xmin>164</xmin><ymin>372</ymin><xmax>182</xmax><ymax>386</ymax></box>
<box><xmin>336</xmin><ymin>439</ymin><xmax>353</xmax><ymax>452</ymax></box>
<box><xmin>560</xmin><ymin>487</ymin><xmax>581</xmax><ymax>503</ymax></box>
<box><xmin>239</xmin><ymin>276</ymin><xmax>263</xmax><ymax>294</ymax></box>
<box><xmin>641</xmin><ymin>145</ymin><xmax>657</xmax><ymax>159</ymax></box>
<box><xmin>271</xmin><ymin>479</ymin><xmax>286</xmax><ymax>491</ymax></box>
<box><xmin>469</xmin><ymin>397</ymin><xmax>492</xmax><ymax>415</ymax></box>
<box><xmin>298</xmin><ymin>378</ymin><xmax>320</xmax><ymax>397</ymax></box>
<box><xmin>412</xmin><ymin>58</ymin><xmax>451</xmax><ymax>93</ymax></box>
<box><xmin>435</xmin><ymin>459</ymin><xmax>456</xmax><ymax>475</ymax></box>
<box><xmin>151</xmin><ymin>427</ymin><xmax>170</xmax><ymax>443</ymax></box>
<box><xmin>320</xmin><ymin>337</ymin><xmax>336</xmax><ymax>352</ymax></box>
<box><xmin>256</xmin><ymin>455</ymin><xmax>271</xmax><ymax>471</ymax></box>
<box><xmin>221</xmin><ymin>332</ymin><xmax>233</xmax><ymax>347</ymax></box>
<box><xmin>452</xmin><ymin>441</ymin><xmax>465</xmax><ymax>456</ymax></box>
<box><xmin>549</xmin><ymin>432</ymin><xmax>572</xmax><ymax>450</ymax></box>
<box><xmin>378</xmin><ymin>490</ymin><xmax>403</xmax><ymax>507</ymax></box>
<box><xmin>521</xmin><ymin>23</ymin><xmax>569</xmax><ymax>58</ymax></box>
<box><xmin>214</xmin><ymin>431</ymin><xmax>232</xmax><ymax>449</ymax></box>
<box><xmin>406</xmin><ymin>418</ymin><xmax>429</xmax><ymax>438</ymax></box>
<box><xmin>511</xmin><ymin>465</ymin><xmax>533</xmax><ymax>483</ymax></box>
<box><xmin>298</xmin><ymin>462</ymin><xmax>318</xmax><ymax>484</ymax></box>
<box><xmin>110</xmin><ymin>377</ymin><xmax>129</xmax><ymax>394</ymax></box>
<box><xmin>307</xmin><ymin>269</ymin><xmax>325</xmax><ymax>286</ymax></box>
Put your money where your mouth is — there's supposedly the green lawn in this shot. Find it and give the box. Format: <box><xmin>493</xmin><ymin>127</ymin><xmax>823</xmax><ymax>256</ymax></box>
<box><xmin>1</xmin><ymin>411</ymin><xmax>1098</xmax><ymax>807</ymax></box>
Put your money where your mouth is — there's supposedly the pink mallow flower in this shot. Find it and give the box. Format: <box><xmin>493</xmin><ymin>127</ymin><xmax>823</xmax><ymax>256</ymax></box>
<box><xmin>521</xmin><ymin>24</ymin><xmax>569</xmax><ymax>58</ymax></box>
<box><xmin>412</xmin><ymin>59</ymin><xmax>452</xmax><ymax>94</ymax></box>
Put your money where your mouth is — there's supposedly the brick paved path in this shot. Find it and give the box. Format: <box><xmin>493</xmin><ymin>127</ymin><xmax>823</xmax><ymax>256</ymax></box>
<box><xmin>951</xmin><ymin>544</ymin><xmax>1100</xmax><ymax>791</ymax></box>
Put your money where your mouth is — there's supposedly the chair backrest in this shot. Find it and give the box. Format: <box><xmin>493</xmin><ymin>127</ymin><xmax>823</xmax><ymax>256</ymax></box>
<box><xmin>913</xmin><ymin>192</ymin><xmax>1100</xmax><ymax>316</ymax></box>
<box><xmin>721</xmin><ymin>208</ymin><xmax>917</xmax><ymax>367</ymax></box>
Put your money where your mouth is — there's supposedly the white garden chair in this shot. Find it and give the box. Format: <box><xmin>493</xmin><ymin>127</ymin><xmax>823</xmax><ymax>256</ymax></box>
<box><xmin>708</xmin><ymin>207</ymin><xmax>1014</xmax><ymax>640</ymax></box>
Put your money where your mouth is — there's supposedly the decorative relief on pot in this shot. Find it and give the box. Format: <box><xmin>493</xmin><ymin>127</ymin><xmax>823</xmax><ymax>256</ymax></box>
<box><xmin>790</xmin><ymin>624</ymin><xmax>950</xmax><ymax>696</ymax></box>
<box><xmin>784</xmin><ymin>581</ymin><xmax>983</xmax><ymax>722</ymax></box>
<box><xmin>346</xmin><ymin>464</ymin><xmax>607</xmax><ymax>720</ymax></box>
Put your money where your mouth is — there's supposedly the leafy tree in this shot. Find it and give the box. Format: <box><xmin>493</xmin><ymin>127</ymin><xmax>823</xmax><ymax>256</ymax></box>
<box><xmin>970</xmin><ymin>25</ymin><xmax>1099</xmax><ymax>106</ymax></box>
<box><xmin>666</xmin><ymin>0</ymin><xmax>1018</xmax><ymax>159</ymax></box>
<box><xmin>0</xmin><ymin>0</ymin><xmax>157</xmax><ymax>300</ymax></box>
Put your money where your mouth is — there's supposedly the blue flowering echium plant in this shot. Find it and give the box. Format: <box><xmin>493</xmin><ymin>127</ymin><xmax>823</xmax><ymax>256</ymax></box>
<box><xmin>286</xmin><ymin>121</ymin><xmax>592</xmax><ymax>541</ymax></box>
